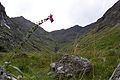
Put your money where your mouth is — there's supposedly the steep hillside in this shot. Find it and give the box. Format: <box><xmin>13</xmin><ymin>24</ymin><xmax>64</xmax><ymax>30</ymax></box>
<box><xmin>59</xmin><ymin>0</ymin><xmax>120</xmax><ymax>53</ymax></box>
<box><xmin>58</xmin><ymin>1</ymin><xmax>120</xmax><ymax>79</ymax></box>
<box><xmin>49</xmin><ymin>0</ymin><xmax>120</xmax><ymax>50</ymax></box>
<box><xmin>0</xmin><ymin>3</ymin><xmax>54</xmax><ymax>52</ymax></box>
<box><xmin>0</xmin><ymin>2</ymin><xmax>24</xmax><ymax>51</ymax></box>
<box><xmin>85</xmin><ymin>0</ymin><xmax>120</xmax><ymax>32</ymax></box>
<box><xmin>11</xmin><ymin>16</ymin><xmax>46</xmax><ymax>36</ymax></box>
<box><xmin>58</xmin><ymin>23</ymin><xmax>120</xmax><ymax>80</ymax></box>
<box><xmin>60</xmin><ymin>24</ymin><xmax>120</xmax><ymax>54</ymax></box>
<box><xmin>11</xmin><ymin>16</ymin><xmax>55</xmax><ymax>51</ymax></box>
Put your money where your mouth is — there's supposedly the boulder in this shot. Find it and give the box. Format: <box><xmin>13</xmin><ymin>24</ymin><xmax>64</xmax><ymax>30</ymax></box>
<box><xmin>50</xmin><ymin>55</ymin><xmax>92</xmax><ymax>77</ymax></box>
<box><xmin>0</xmin><ymin>67</ymin><xmax>16</xmax><ymax>80</ymax></box>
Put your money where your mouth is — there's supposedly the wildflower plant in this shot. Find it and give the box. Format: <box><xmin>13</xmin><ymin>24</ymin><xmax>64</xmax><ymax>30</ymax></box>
<box><xmin>1</xmin><ymin>14</ymin><xmax>54</xmax><ymax>79</ymax></box>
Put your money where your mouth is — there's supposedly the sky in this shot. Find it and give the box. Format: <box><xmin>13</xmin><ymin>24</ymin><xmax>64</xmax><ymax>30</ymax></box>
<box><xmin>0</xmin><ymin>0</ymin><xmax>119</xmax><ymax>32</ymax></box>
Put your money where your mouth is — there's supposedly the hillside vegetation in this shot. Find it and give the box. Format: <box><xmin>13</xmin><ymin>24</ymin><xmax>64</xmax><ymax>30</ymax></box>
<box><xmin>59</xmin><ymin>24</ymin><xmax>120</xmax><ymax>79</ymax></box>
<box><xmin>0</xmin><ymin>0</ymin><xmax>120</xmax><ymax>80</ymax></box>
<box><xmin>0</xmin><ymin>24</ymin><xmax>120</xmax><ymax>80</ymax></box>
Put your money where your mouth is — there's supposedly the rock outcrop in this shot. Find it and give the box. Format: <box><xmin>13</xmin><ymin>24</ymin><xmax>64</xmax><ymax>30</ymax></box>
<box><xmin>0</xmin><ymin>2</ymin><xmax>10</xmax><ymax>29</ymax></box>
<box><xmin>50</xmin><ymin>55</ymin><xmax>92</xmax><ymax>77</ymax></box>
<box><xmin>0</xmin><ymin>2</ymin><xmax>6</xmax><ymax>20</ymax></box>
<box><xmin>109</xmin><ymin>64</ymin><xmax>120</xmax><ymax>80</ymax></box>
<box><xmin>0</xmin><ymin>67</ymin><xmax>16</xmax><ymax>80</ymax></box>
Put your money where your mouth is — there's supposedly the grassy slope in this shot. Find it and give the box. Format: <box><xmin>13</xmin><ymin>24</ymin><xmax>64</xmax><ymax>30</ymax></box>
<box><xmin>0</xmin><ymin>52</ymin><xmax>62</xmax><ymax>80</ymax></box>
<box><xmin>59</xmin><ymin>24</ymin><xmax>120</xmax><ymax>80</ymax></box>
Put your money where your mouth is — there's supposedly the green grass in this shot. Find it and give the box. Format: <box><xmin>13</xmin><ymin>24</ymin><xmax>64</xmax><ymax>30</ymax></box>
<box><xmin>0</xmin><ymin>52</ymin><xmax>119</xmax><ymax>80</ymax></box>
<box><xmin>0</xmin><ymin>52</ymin><xmax>62</xmax><ymax>80</ymax></box>
<box><xmin>58</xmin><ymin>24</ymin><xmax>120</xmax><ymax>80</ymax></box>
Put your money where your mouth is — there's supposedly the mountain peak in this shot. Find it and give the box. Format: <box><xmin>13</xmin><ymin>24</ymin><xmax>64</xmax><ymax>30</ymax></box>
<box><xmin>13</xmin><ymin>16</ymin><xmax>25</xmax><ymax>19</ymax></box>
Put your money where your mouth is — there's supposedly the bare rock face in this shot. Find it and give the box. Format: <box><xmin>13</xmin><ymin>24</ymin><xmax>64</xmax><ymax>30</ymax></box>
<box><xmin>50</xmin><ymin>55</ymin><xmax>92</xmax><ymax>77</ymax></box>
<box><xmin>0</xmin><ymin>2</ymin><xmax>6</xmax><ymax>23</ymax></box>
<box><xmin>0</xmin><ymin>2</ymin><xmax>6</xmax><ymax>20</ymax></box>
<box><xmin>109</xmin><ymin>64</ymin><xmax>120</xmax><ymax>80</ymax></box>
<box><xmin>0</xmin><ymin>67</ymin><xmax>16</xmax><ymax>80</ymax></box>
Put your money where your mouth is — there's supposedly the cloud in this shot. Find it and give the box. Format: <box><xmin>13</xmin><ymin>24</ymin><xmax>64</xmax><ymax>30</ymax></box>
<box><xmin>0</xmin><ymin>0</ymin><xmax>119</xmax><ymax>31</ymax></box>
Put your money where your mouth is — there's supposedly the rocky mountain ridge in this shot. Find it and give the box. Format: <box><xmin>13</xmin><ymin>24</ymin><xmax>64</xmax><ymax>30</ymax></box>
<box><xmin>84</xmin><ymin>0</ymin><xmax>120</xmax><ymax>32</ymax></box>
<box><xmin>0</xmin><ymin>0</ymin><xmax>120</xmax><ymax>52</ymax></box>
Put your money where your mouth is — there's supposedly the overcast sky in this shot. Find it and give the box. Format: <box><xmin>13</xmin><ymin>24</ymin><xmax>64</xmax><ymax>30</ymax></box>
<box><xmin>0</xmin><ymin>0</ymin><xmax>119</xmax><ymax>32</ymax></box>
